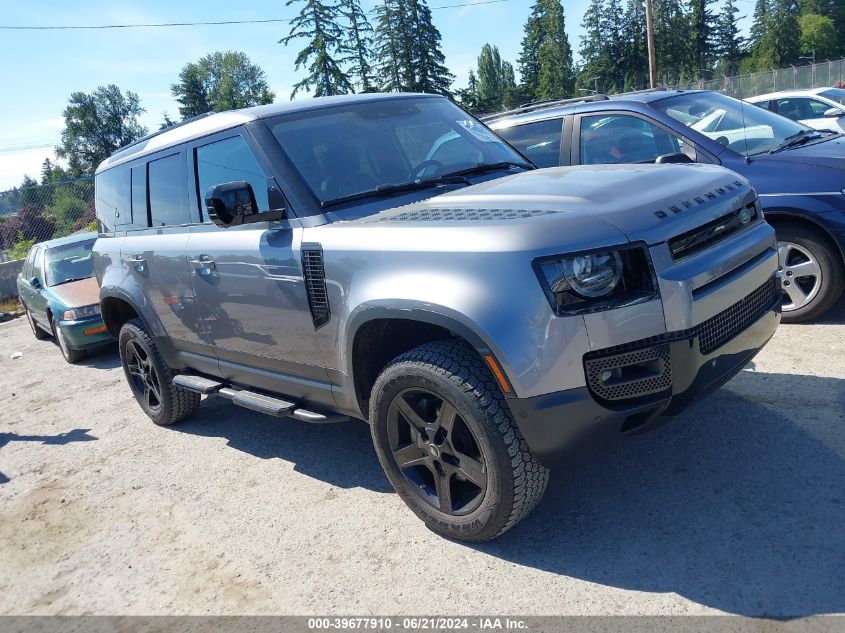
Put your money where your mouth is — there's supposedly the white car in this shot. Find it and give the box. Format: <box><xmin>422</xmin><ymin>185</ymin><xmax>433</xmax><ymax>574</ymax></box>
<box><xmin>746</xmin><ymin>88</ymin><xmax>845</xmax><ymax>133</ymax></box>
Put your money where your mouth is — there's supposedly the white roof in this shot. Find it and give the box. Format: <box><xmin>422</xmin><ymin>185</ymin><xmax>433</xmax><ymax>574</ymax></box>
<box><xmin>746</xmin><ymin>87</ymin><xmax>832</xmax><ymax>102</ymax></box>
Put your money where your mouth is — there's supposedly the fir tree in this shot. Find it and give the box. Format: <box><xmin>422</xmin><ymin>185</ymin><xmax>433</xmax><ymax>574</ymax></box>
<box><xmin>340</xmin><ymin>0</ymin><xmax>376</xmax><ymax>92</ymax></box>
<box><xmin>281</xmin><ymin>0</ymin><xmax>352</xmax><ymax>98</ymax></box>
<box><xmin>653</xmin><ymin>0</ymin><xmax>689</xmax><ymax>86</ymax></box>
<box><xmin>373</xmin><ymin>0</ymin><xmax>403</xmax><ymax>91</ymax></box>
<box><xmin>457</xmin><ymin>70</ymin><xmax>481</xmax><ymax>113</ymax></box>
<box><xmin>749</xmin><ymin>0</ymin><xmax>771</xmax><ymax>53</ymax></box>
<box><xmin>622</xmin><ymin>0</ymin><xmax>649</xmax><ymax>90</ymax></box>
<box><xmin>408</xmin><ymin>0</ymin><xmax>454</xmax><ymax>95</ymax></box>
<box><xmin>519</xmin><ymin>0</ymin><xmax>575</xmax><ymax>100</ymax></box>
<box><xmin>715</xmin><ymin>0</ymin><xmax>745</xmax><ymax>76</ymax></box>
<box><xmin>688</xmin><ymin>0</ymin><xmax>717</xmax><ymax>78</ymax></box>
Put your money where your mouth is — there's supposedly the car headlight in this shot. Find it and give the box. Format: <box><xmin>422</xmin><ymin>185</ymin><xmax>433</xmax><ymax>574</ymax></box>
<box><xmin>63</xmin><ymin>304</ymin><xmax>100</xmax><ymax>320</ymax></box>
<box><xmin>534</xmin><ymin>244</ymin><xmax>659</xmax><ymax>315</ymax></box>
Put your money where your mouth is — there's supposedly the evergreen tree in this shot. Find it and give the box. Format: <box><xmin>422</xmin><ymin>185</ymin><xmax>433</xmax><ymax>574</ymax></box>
<box><xmin>519</xmin><ymin>0</ymin><xmax>575</xmax><ymax>100</ymax></box>
<box><xmin>754</xmin><ymin>0</ymin><xmax>801</xmax><ymax>68</ymax></box>
<box><xmin>281</xmin><ymin>0</ymin><xmax>352</xmax><ymax>98</ymax></box>
<box><xmin>408</xmin><ymin>0</ymin><xmax>454</xmax><ymax>95</ymax></box>
<box><xmin>622</xmin><ymin>0</ymin><xmax>649</xmax><ymax>90</ymax></box>
<box><xmin>688</xmin><ymin>0</ymin><xmax>717</xmax><ymax>78</ymax></box>
<box><xmin>578</xmin><ymin>0</ymin><xmax>608</xmax><ymax>93</ymax></box>
<box><xmin>457</xmin><ymin>70</ymin><xmax>481</xmax><ymax>113</ymax></box>
<box><xmin>501</xmin><ymin>61</ymin><xmax>520</xmax><ymax>108</ymax></box>
<box><xmin>340</xmin><ymin>0</ymin><xmax>376</xmax><ymax>92</ymax></box>
<box><xmin>373</xmin><ymin>0</ymin><xmax>403</xmax><ymax>91</ymax></box>
<box><xmin>653</xmin><ymin>0</ymin><xmax>689</xmax><ymax>86</ymax></box>
<box><xmin>714</xmin><ymin>0</ymin><xmax>745</xmax><ymax>76</ymax></box>
<box><xmin>749</xmin><ymin>0</ymin><xmax>771</xmax><ymax>53</ymax></box>
<box><xmin>171</xmin><ymin>51</ymin><xmax>274</xmax><ymax>118</ymax></box>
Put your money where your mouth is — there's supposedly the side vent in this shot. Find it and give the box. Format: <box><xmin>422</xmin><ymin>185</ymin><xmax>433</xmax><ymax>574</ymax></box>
<box><xmin>301</xmin><ymin>243</ymin><xmax>330</xmax><ymax>328</ymax></box>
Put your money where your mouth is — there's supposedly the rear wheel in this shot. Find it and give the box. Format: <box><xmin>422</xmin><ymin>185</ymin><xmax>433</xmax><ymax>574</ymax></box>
<box><xmin>51</xmin><ymin>316</ymin><xmax>85</xmax><ymax>363</ymax></box>
<box><xmin>26</xmin><ymin>308</ymin><xmax>49</xmax><ymax>340</ymax></box>
<box><xmin>369</xmin><ymin>339</ymin><xmax>548</xmax><ymax>541</ymax></box>
<box><xmin>775</xmin><ymin>223</ymin><xmax>843</xmax><ymax>323</ymax></box>
<box><xmin>118</xmin><ymin>319</ymin><xmax>200</xmax><ymax>425</ymax></box>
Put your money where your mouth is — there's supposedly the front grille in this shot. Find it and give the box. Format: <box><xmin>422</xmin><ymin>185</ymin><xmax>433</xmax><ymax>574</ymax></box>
<box><xmin>697</xmin><ymin>277</ymin><xmax>778</xmax><ymax>354</ymax></box>
<box><xmin>668</xmin><ymin>203</ymin><xmax>757</xmax><ymax>260</ymax></box>
<box><xmin>585</xmin><ymin>344</ymin><xmax>672</xmax><ymax>402</ymax></box>
<box><xmin>301</xmin><ymin>244</ymin><xmax>330</xmax><ymax>328</ymax></box>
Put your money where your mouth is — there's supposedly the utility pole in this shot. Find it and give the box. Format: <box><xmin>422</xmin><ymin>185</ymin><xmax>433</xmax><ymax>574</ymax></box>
<box><xmin>645</xmin><ymin>0</ymin><xmax>657</xmax><ymax>89</ymax></box>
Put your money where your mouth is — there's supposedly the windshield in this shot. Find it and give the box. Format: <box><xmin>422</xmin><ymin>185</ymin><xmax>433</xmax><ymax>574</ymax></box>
<box><xmin>819</xmin><ymin>88</ymin><xmax>845</xmax><ymax>105</ymax></box>
<box><xmin>45</xmin><ymin>238</ymin><xmax>95</xmax><ymax>287</ymax></box>
<box><xmin>269</xmin><ymin>97</ymin><xmax>529</xmax><ymax>205</ymax></box>
<box><xmin>652</xmin><ymin>91</ymin><xmax>810</xmax><ymax>156</ymax></box>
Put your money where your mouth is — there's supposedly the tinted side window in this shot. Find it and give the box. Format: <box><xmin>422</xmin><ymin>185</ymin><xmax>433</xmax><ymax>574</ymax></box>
<box><xmin>148</xmin><ymin>153</ymin><xmax>190</xmax><ymax>227</ymax></box>
<box><xmin>774</xmin><ymin>98</ymin><xmax>825</xmax><ymax>120</ymax></box>
<box><xmin>580</xmin><ymin>114</ymin><xmax>682</xmax><ymax>165</ymax></box>
<box><xmin>497</xmin><ymin>119</ymin><xmax>563</xmax><ymax>168</ymax></box>
<box><xmin>196</xmin><ymin>136</ymin><xmax>270</xmax><ymax>214</ymax></box>
<box><xmin>22</xmin><ymin>247</ymin><xmax>35</xmax><ymax>277</ymax></box>
<box><xmin>95</xmin><ymin>166</ymin><xmax>132</xmax><ymax>232</ymax></box>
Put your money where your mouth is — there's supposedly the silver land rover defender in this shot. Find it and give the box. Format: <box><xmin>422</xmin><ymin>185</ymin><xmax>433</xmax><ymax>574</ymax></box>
<box><xmin>93</xmin><ymin>93</ymin><xmax>780</xmax><ymax>541</ymax></box>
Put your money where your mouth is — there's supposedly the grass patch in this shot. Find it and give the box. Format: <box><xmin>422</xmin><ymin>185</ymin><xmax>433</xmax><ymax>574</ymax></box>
<box><xmin>0</xmin><ymin>297</ymin><xmax>23</xmax><ymax>314</ymax></box>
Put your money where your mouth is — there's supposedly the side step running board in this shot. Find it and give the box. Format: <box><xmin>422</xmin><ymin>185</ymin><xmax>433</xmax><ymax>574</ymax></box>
<box><xmin>173</xmin><ymin>373</ymin><xmax>347</xmax><ymax>424</ymax></box>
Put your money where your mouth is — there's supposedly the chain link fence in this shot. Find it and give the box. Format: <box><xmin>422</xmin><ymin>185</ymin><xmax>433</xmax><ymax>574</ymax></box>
<box><xmin>678</xmin><ymin>58</ymin><xmax>845</xmax><ymax>99</ymax></box>
<box><xmin>0</xmin><ymin>176</ymin><xmax>95</xmax><ymax>264</ymax></box>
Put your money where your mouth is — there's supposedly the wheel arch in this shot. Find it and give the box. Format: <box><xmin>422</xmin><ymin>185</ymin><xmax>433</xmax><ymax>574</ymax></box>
<box><xmin>346</xmin><ymin>305</ymin><xmax>511</xmax><ymax>418</ymax></box>
<box><xmin>764</xmin><ymin>208</ymin><xmax>845</xmax><ymax>268</ymax></box>
<box><xmin>99</xmin><ymin>290</ymin><xmax>149</xmax><ymax>339</ymax></box>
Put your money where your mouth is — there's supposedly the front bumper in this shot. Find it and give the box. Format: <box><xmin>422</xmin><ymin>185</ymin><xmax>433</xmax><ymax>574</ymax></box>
<box><xmin>57</xmin><ymin>316</ymin><xmax>112</xmax><ymax>350</ymax></box>
<box><xmin>507</xmin><ymin>276</ymin><xmax>781</xmax><ymax>467</ymax></box>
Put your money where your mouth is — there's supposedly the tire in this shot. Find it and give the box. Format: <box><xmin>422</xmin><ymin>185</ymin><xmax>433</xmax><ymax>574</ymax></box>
<box><xmin>51</xmin><ymin>316</ymin><xmax>86</xmax><ymax>364</ymax></box>
<box><xmin>26</xmin><ymin>307</ymin><xmax>49</xmax><ymax>340</ymax></box>
<box><xmin>369</xmin><ymin>339</ymin><xmax>549</xmax><ymax>542</ymax></box>
<box><xmin>118</xmin><ymin>319</ymin><xmax>200</xmax><ymax>425</ymax></box>
<box><xmin>775</xmin><ymin>223</ymin><xmax>844</xmax><ymax>323</ymax></box>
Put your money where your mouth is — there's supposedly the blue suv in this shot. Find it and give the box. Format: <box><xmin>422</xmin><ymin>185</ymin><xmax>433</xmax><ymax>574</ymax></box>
<box><xmin>487</xmin><ymin>90</ymin><xmax>845</xmax><ymax>322</ymax></box>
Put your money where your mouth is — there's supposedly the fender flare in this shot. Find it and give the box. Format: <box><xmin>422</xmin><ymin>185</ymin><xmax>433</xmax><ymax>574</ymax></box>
<box><xmin>761</xmin><ymin>204</ymin><xmax>845</xmax><ymax>265</ymax></box>
<box><xmin>98</xmin><ymin>286</ymin><xmax>159</xmax><ymax>338</ymax></box>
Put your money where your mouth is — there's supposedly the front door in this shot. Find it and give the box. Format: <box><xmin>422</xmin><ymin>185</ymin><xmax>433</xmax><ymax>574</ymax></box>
<box><xmin>187</xmin><ymin>131</ymin><xmax>331</xmax><ymax>402</ymax></box>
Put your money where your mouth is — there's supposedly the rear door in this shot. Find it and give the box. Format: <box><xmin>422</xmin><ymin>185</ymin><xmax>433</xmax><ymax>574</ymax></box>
<box><xmin>120</xmin><ymin>150</ymin><xmax>213</xmax><ymax>364</ymax></box>
<box><xmin>27</xmin><ymin>246</ymin><xmax>50</xmax><ymax>326</ymax></box>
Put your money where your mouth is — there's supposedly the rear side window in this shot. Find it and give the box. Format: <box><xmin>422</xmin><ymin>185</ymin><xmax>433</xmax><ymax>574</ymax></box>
<box><xmin>22</xmin><ymin>247</ymin><xmax>36</xmax><ymax>277</ymax></box>
<box><xmin>497</xmin><ymin>119</ymin><xmax>563</xmax><ymax>168</ymax></box>
<box><xmin>31</xmin><ymin>247</ymin><xmax>43</xmax><ymax>281</ymax></box>
<box><xmin>148</xmin><ymin>153</ymin><xmax>190</xmax><ymax>227</ymax></box>
<box><xmin>196</xmin><ymin>136</ymin><xmax>270</xmax><ymax>214</ymax></box>
<box><xmin>131</xmin><ymin>165</ymin><xmax>147</xmax><ymax>227</ymax></box>
<box><xmin>95</xmin><ymin>166</ymin><xmax>132</xmax><ymax>231</ymax></box>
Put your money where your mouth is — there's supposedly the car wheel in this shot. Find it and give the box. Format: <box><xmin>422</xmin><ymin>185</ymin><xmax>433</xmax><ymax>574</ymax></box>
<box><xmin>775</xmin><ymin>223</ymin><xmax>844</xmax><ymax>323</ymax></box>
<box><xmin>26</xmin><ymin>308</ymin><xmax>49</xmax><ymax>340</ymax></box>
<box><xmin>369</xmin><ymin>339</ymin><xmax>549</xmax><ymax>541</ymax></box>
<box><xmin>118</xmin><ymin>319</ymin><xmax>200</xmax><ymax>425</ymax></box>
<box><xmin>51</xmin><ymin>316</ymin><xmax>85</xmax><ymax>363</ymax></box>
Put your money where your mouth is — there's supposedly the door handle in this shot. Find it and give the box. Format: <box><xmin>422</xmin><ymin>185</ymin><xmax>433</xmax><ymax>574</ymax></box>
<box><xmin>126</xmin><ymin>255</ymin><xmax>146</xmax><ymax>272</ymax></box>
<box><xmin>190</xmin><ymin>257</ymin><xmax>216</xmax><ymax>269</ymax></box>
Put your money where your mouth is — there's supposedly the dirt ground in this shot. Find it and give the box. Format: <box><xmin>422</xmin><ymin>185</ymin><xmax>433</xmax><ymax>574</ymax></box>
<box><xmin>1</xmin><ymin>304</ymin><xmax>843</xmax><ymax>616</ymax></box>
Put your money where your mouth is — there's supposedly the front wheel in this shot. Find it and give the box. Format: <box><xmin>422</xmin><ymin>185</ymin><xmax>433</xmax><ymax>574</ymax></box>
<box><xmin>369</xmin><ymin>339</ymin><xmax>549</xmax><ymax>541</ymax></box>
<box><xmin>26</xmin><ymin>308</ymin><xmax>49</xmax><ymax>340</ymax></box>
<box><xmin>775</xmin><ymin>223</ymin><xmax>843</xmax><ymax>323</ymax></box>
<box><xmin>118</xmin><ymin>319</ymin><xmax>200</xmax><ymax>425</ymax></box>
<box><xmin>51</xmin><ymin>316</ymin><xmax>85</xmax><ymax>363</ymax></box>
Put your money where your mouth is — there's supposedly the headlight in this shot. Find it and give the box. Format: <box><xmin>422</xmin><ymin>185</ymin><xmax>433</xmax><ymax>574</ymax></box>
<box><xmin>534</xmin><ymin>244</ymin><xmax>659</xmax><ymax>316</ymax></box>
<box><xmin>63</xmin><ymin>304</ymin><xmax>100</xmax><ymax>320</ymax></box>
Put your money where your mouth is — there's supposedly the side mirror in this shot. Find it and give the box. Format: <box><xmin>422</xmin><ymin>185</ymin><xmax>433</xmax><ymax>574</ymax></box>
<box><xmin>205</xmin><ymin>181</ymin><xmax>259</xmax><ymax>228</ymax></box>
<box><xmin>655</xmin><ymin>152</ymin><xmax>694</xmax><ymax>164</ymax></box>
<box><xmin>30</xmin><ymin>277</ymin><xmax>41</xmax><ymax>289</ymax></box>
<box><xmin>824</xmin><ymin>107</ymin><xmax>844</xmax><ymax>118</ymax></box>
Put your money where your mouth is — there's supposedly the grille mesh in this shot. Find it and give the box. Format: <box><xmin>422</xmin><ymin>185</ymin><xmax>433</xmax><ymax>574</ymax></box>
<box><xmin>301</xmin><ymin>244</ymin><xmax>330</xmax><ymax>328</ymax></box>
<box><xmin>697</xmin><ymin>277</ymin><xmax>777</xmax><ymax>354</ymax></box>
<box><xmin>585</xmin><ymin>345</ymin><xmax>672</xmax><ymax>402</ymax></box>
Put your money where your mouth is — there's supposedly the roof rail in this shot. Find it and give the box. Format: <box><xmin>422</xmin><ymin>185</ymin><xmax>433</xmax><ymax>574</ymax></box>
<box><xmin>481</xmin><ymin>94</ymin><xmax>610</xmax><ymax>122</ymax></box>
<box><xmin>111</xmin><ymin>111</ymin><xmax>217</xmax><ymax>157</ymax></box>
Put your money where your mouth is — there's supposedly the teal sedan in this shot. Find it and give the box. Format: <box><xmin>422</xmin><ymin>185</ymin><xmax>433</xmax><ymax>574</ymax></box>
<box><xmin>16</xmin><ymin>232</ymin><xmax>111</xmax><ymax>363</ymax></box>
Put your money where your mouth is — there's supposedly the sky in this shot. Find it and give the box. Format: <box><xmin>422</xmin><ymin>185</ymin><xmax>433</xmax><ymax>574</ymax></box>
<box><xmin>0</xmin><ymin>0</ymin><xmax>750</xmax><ymax>190</ymax></box>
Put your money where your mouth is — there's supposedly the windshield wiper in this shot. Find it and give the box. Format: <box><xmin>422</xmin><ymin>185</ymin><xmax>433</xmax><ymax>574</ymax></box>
<box><xmin>321</xmin><ymin>175</ymin><xmax>470</xmax><ymax>208</ymax></box>
<box><xmin>50</xmin><ymin>276</ymin><xmax>90</xmax><ymax>286</ymax></box>
<box><xmin>438</xmin><ymin>161</ymin><xmax>533</xmax><ymax>179</ymax></box>
<box><xmin>769</xmin><ymin>129</ymin><xmax>822</xmax><ymax>153</ymax></box>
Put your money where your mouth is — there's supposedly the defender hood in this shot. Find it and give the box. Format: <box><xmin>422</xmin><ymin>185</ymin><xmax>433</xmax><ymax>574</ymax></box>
<box><xmin>351</xmin><ymin>163</ymin><xmax>756</xmax><ymax>247</ymax></box>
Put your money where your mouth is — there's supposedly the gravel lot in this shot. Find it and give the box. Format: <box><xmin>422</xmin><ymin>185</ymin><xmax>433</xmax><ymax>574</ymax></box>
<box><xmin>1</xmin><ymin>304</ymin><xmax>844</xmax><ymax>617</ymax></box>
